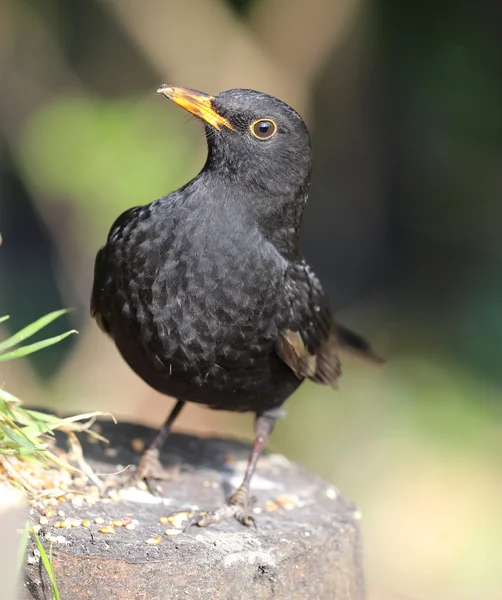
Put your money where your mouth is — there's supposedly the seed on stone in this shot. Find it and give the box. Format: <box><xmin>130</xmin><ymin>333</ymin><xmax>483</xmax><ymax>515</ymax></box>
<box><xmin>165</xmin><ymin>513</ymin><xmax>189</xmax><ymax>529</ymax></box>
<box><xmin>95</xmin><ymin>517</ymin><xmax>105</xmax><ymax>525</ymax></box>
<box><xmin>73</xmin><ymin>477</ymin><xmax>87</xmax><ymax>488</ymax></box>
<box><xmin>99</xmin><ymin>526</ymin><xmax>115</xmax><ymax>534</ymax></box>
<box><xmin>125</xmin><ymin>523</ymin><xmax>136</xmax><ymax>531</ymax></box>
<box><xmin>275</xmin><ymin>494</ymin><xmax>299</xmax><ymax>510</ymax></box>
<box><xmin>58</xmin><ymin>510</ymin><xmax>65</xmax><ymax>518</ymax></box>
<box><xmin>45</xmin><ymin>509</ymin><xmax>55</xmax><ymax>519</ymax></box>
<box><xmin>82</xmin><ymin>520</ymin><xmax>91</xmax><ymax>527</ymax></box>
<box><xmin>159</xmin><ymin>516</ymin><xmax>169</xmax><ymax>524</ymax></box>
<box><xmin>39</xmin><ymin>516</ymin><xmax>49</xmax><ymax>525</ymax></box>
<box><xmin>70</xmin><ymin>519</ymin><xmax>82</xmax><ymax>527</ymax></box>
<box><xmin>145</xmin><ymin>536</ymin><xmax>161</xmax><ymax>545</ymax></box>
<box><xmin>325</xmin><ymin>487</ymin><xmax>337</xmax><ymax>500</ymax></box>
<box><xmin>264</xmin><ymin>500</ymin><xmax>278</xmax><ymax>512</ymax></box>
<box><xmin>131</xmin><ymin>438</ymin><xmax>145</xmax><ymax>453</ymax></box>
<box><xmin>112</xmin><ymin>519</ymin><xmax>124</xmax><ymax>527</ymax></box>
<box><xmin>165</xmin><ymin>528</ymin><xmax>182</xmax><ymax>536</ymax></box>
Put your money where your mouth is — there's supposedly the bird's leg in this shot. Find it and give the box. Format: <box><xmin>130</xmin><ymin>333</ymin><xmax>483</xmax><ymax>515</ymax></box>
<box><xmin>185</xmin><ymin>410</ymin><xmax>278</xmax><ymax>528</ymax></box>
<box><xmin>129</xmin><ymin>399</ymin><xmax>185</xmax><ymax>487</ymax></box>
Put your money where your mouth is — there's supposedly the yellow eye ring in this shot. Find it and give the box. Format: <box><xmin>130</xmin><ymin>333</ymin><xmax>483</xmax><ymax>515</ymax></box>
<box><xmin>250</xmin><ymin>119</ymin><xmax>277</xmax><ymax>140</ymax></box>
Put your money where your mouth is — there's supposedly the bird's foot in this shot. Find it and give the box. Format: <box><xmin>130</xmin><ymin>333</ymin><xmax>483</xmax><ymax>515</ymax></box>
<box><xmin>179</xmin><ymin>487</ymin><xmax>255</xmax><ymax>529</ymax></box>
<box><xmin>123</xmin><ymin>448</ymin><xmax>180</xmax><ymax>494</ymax></box>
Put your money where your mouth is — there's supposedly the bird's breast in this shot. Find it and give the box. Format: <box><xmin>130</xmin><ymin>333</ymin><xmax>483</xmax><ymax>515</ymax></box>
<box><xmin>104</xmin><ymin>212</ymin><xmax>285</xmax><ymax>375</ymax></box>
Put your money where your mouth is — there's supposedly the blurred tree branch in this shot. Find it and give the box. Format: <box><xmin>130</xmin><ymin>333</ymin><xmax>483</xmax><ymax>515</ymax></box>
<box><xmin>100</xmin><ymin>0</ymin><xmax>360</xmax><ymax>118</ymax></box>
<box><xmin>250</xmin><ymin>0</ymin><xmax>362</xmax><ymax>88</ymax></box>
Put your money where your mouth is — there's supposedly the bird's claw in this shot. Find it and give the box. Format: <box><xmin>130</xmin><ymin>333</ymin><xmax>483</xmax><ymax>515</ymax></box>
<box><xmin>174</xmin><ymin>503</ymin><xmax>256</xmax><ymax>530</ymax></box>
<box><xmin>122</xmin><ymin>448</ymin><xmax>180</xmax><ymax>494</ymax></box>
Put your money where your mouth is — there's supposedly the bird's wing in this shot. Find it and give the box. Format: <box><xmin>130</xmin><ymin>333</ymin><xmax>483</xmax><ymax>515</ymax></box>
<box><xmin>90</xmin><ymin>246</ymin><xmax>111</xmax><ymax>334</ymax></box>
<box><xmin>275</xmin><ymin>261</ymin><xmax>341</xmax><ymax>388</ymax></box>
<box><xmin>275</xmin><ymin>261</ymin><xmax>382</xmax><ymax>388</ymax></box>
<box><xmin>90</xmin><ymin>206</ymin><xmax>140</xmax><ymax>335</ymax></box>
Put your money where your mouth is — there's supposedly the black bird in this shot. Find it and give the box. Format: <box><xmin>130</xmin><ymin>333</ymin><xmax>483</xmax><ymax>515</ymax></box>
<box><xmin>91</xmin><ymin>85</ymin><xmax>381</xmax><ymax>526</ymax></box>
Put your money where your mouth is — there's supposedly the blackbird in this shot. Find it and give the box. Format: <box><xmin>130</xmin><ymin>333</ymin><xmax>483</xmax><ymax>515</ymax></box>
<box><xmin>91</xmin><ymin>85</ymin><xmax>381</xmax><ymax>527</ymax></box>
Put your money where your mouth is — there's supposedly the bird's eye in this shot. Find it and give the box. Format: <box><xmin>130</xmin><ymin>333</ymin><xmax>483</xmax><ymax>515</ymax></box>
<box><xmin>250</xmin><ymin>119</ymin><xmax>277</xmax><ymax>140</ymax></box>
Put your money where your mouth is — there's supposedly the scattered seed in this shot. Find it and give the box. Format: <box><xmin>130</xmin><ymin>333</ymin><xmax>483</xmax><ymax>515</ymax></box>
<box><xmin>70</xmin><ymin>519</ymin><xmax>82</xmax><ymax>527</ymax></box>
<box><xmin>130</xmin><ymin>438</ymin><xmax>145</xmax><ymax>453</ymax></box>
<box><xmin>121</xmin><ymin>517</ymin><xmax>132</xmax><ymax>526</ymax></box>
<box><xmin>95</xmin><ymin>517</ymin><xmax>105</xmax><ymax>525</ymax></box>
<box><xmin>159</xmin><ymin>516</ymin><xmax>169</xmax><ymax>524</ymax></box>
<box><xmin>145</xmin><ymin>536</ymin><xmax>161</xmax><ymax>545</ymax></box>
<box><xmin>125</xmin><ymin>523</ymin><xmax>136</xmax><ymax>531</ymax></box>
<box><xmin>54</xmin><ymin>522</ymin><xmax>61</xmax><ymax>528</ymax></box>
<box><xmin>112</xmin><ymin>519</ymin><xmax>124</xmax><ymax>527</ymax></box>
<box><xmin>73</xmin><ymin>477</ymin><xmax>87</xmax><ymax>488</ymax></box>
<box><xmin>195</xmin><ymin>534</ymin><xmax>203</xmax><ymax>542</ymax></box>
<box><xmin>99</xmin><ymin>526</ymin><xmax>115</xmax><ymax>534</ymax></box>
<box><xmin>165</xmin><ymin>513</ymin><xmax>189</xmax><ymax>529</ymax></box>
<box><xmin>58</xmin><ymin>510</ymin><xmax>65</xmax><ymax>518</ymax></box>
<box><xmin>137</xmin><ymin>480</ymin><xmax>148</xmax><ymax>491</ymax></box>
<box><xmin>82</xmin><ymin>520</ymin><xmax>91</xmax><ymax>528</ymax></box>
<box><xmin>39</xmin><ymin>516</ymin><xmax>49</xmax><ymax>526</ymax></box>
<box><xmin>48</xmin><ymin>498</ymin><xmax>59</xmax><ymax>507</ymax></box>
<box><xmin>275</xmin><ymin>494</ymin><xmax>299</xmax><ymax>510</ymax></box>
<box><xmin>45</xmin><ymin>509</ymin><xmax>55</xmax><ymax>519</ymax></box>
<box><xmin>325</xmin><ymin>488</ymin><xmax>337</xmax><ymax>500</ymax></box>
<box><xmin>60</xmin><ymin>519</ymin><xmax>72</xmax><ymax>529</ymax></box>
<box><xmin>253</xmin><ymin>507</ymin><xmax>262</xmax><ymax>514</ymax></box>
<box><xmin>57</xmin><ymin>496</ymin><xmax>66</xmax><ymax>503</ymax></box>
<box><xmin>264</xmin><ymin>500</ymin><xmax>278</xmax><ymax>512</ymax></box>
<box><xmin>165</xmin><ymin>528</ymin><xmax>182</xmax><ymax>536</ymax></box>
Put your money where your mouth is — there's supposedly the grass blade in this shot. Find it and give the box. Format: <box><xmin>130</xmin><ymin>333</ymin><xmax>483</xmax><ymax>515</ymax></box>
<box><xmin>0</xmin><ymin>309</ymin><xmax>72</xmax><ymax>353</ymax></box>
<box><xmin>0</xmin><ymin>330</ymin><xmax>77</xmax><ymax>362</ymax></box>
<box><xmin>31</xmin><ymin>525</ymin><xmax>60</xmax><ymax>600</ymax></box>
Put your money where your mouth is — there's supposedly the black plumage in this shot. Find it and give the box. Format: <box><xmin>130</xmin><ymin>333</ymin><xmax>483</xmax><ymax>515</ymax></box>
<box><xmin>91</xmin><ymin>86</ymin><xmax>380</xmax><ymax>526</ymax></box>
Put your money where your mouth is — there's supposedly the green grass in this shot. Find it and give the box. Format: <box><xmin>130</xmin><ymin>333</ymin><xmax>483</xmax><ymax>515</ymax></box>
<box><xmin>31</xmin><ymin>524</ymin><xmax>59</xmax><ymax>600</ymax></box>
<box><xmin>0</xmin><ymin>309</ymin><xmax>110</xmax><ymax>496</ymax></box>
<box><xmin>1</xmin><ymin>310</ymin><xmax>111</xmax><ymax>597</ymax></box>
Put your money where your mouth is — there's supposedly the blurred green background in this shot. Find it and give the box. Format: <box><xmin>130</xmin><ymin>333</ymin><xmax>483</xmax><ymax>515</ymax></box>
<box><xmin>1</xmin><ymin>0</ymin><xmax>502</xmax><ymax>598</ymax></box>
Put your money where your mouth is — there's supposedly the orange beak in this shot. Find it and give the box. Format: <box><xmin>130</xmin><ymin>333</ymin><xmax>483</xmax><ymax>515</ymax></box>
<box><xmin>157</xmin><ymin>85</ymin><xmax>233</xmax><ymax>131</ymax></box>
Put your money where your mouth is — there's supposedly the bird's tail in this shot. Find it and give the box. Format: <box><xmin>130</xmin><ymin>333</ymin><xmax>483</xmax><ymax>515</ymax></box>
<box><xmin>336</xmin><ymin>324</ymin><xmax>385</xmax><ymax>364</ymax></box>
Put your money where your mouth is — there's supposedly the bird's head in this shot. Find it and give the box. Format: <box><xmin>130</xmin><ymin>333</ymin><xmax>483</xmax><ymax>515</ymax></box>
<box><xmin>157</xmin><ymin>85</ymin><xmax>312</xmax><ymax>199</ymax></box>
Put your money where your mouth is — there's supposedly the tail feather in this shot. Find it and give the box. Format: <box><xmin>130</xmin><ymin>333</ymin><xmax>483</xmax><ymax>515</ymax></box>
<box><xmin>336</xmin><ymin>324</ymin><xmax>385</xmax><ymax>364</ymax></box>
